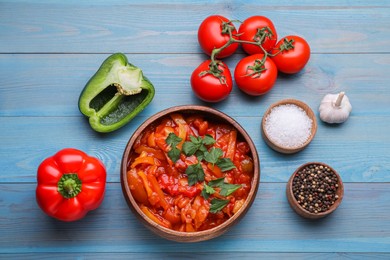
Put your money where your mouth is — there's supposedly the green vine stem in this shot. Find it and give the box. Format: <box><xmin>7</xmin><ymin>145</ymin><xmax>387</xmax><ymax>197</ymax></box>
<box><xmin>202</xmin><ymin>19</ymin><xmax>292</xmax><ymax>83</ymax></box>
<box><xmin>245</xmin><ymin>56</ymin><xmax>268</xmax><ymax>78</ymax></box>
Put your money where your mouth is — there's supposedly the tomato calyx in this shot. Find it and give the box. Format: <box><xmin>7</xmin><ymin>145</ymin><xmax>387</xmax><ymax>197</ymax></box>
<box><xmin>245</xmin><ymin>57</ymin><xmax>267</xmax><ymax>78</ymax></box>
<box><xmin>253</xmin><ymin>26</ymin><xmax>274</xmax><ymax>45</ymax></box>
<box><xmin>273</xmin><ymin>37</ymin><xmax>295</xmax><ymax>55</ymax></box>
<box><xmin>221</xmin><ymin>20</ymin><xmax>239</xmax><ymax>36</ymax></box>
<box><xmin>57</xmin><ymin>173</ymin><xmax>82</xmax><ymax>199</ymax></box>
<box><xmin>199</xmin><ymin>60</ymin><xmax>228</xmax><ymax>85</ymax></box>
<box><xmin>268</xmin><ymin>37</ymin><xmax>296</xmax><ymax>62</ymax></box>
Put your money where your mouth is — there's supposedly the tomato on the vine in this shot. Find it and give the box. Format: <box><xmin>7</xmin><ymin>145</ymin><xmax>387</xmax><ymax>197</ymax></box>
<box><xmin>234</xmin><ymin>54</ymin><xmax>278</xmax><ymax>96</ymax></box>
<box><xmin>197</xmin><ymin>15</ymin><xmax>239</xmax><ymax>58</ymax></box>
<box><xmin>238</xmin><ymin>16</ymin><xmax>277</xmax><ymax>55</ymax></box>
<box><xmin>271</xmin><ymin>35</ymin><xmax>310</xmax><ymax>74</ymax></box>
<box><xmin>191</xmin><ymin>60</ymin><xmax>233</xmax><ymax>102</ymax></box>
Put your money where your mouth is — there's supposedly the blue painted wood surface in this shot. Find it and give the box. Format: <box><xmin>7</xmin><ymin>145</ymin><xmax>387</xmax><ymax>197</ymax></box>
<box><xmin>1</xmin><ymin>0</ymin><xmax>389</xmax><ymax>258</ymax></box>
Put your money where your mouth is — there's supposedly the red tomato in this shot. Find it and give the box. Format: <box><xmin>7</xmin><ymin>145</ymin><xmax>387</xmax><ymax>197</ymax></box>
<box><xmin>198</xmin><ymin>15</ymin><xmax>239</xmax><ymax>58</ymax></box>
<box><xmin>271</xmin><ymin>35</ymin><xmax>310</xmax><ymax>74</ymax></box>
<box><xmin>238</xmin><ymin>16</ymin><xmax>277</xmax><ymax>55</ymax></box>
<box><xmin>191</xmin><ymin>60</ymin><xmax>233</xmax><ymax>102</ymax></box>
<box><xmin>234</xmin><ymin>54</ymin><xmax>278</xmax><ymax>96</ymax></box>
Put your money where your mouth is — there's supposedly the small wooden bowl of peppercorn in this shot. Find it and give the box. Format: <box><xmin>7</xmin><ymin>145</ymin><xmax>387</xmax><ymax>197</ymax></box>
<box><xmin>286</xmin><ymin>162</ymin><xmax>344</xmax><ymax>219</ymax></box>
<box><xmin>121</xmin><ymin>105</ymin><xmax>260</xmax><ymax>242</ymax></box>
<box><xmin>261</xmin><ymin>99</ymin><xmax>317</xmax><ymax>154</ymax></box>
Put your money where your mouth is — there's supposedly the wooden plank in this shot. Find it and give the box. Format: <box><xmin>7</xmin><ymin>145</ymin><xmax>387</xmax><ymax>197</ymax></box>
<box><xmin>2</xmin><ymin>252</ymin><xmax>390</xmax><ymax>259</ymax></box>
<box><xmin>1</xmin><ymin>114</ymin><xmax>389</xmax><ymax>183</ymax></box>
<box><xmin>0</xmin><ymin>183</ymin><xmax>389</xmax><ymax>253</ymax></box>
<box><xmin>5</xmin><ymin>0</ymin><xmax>390</xmax><ymax>6</ymax></box>
<box><xmin>0</xmin><ymin>53</ymin><xmax>389</xmax><ymax>117</ymax></box>
<box><xmin>0</xmin><ymin>2</ymin><xmax>389</xmax><ymax>53</ymax></box>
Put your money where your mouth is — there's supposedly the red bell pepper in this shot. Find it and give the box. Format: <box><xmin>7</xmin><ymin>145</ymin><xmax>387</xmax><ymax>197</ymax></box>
<box><xmin>36</xmin><ymin>148</ymin><xmax>106</xmax><ymax>222</ymax></box>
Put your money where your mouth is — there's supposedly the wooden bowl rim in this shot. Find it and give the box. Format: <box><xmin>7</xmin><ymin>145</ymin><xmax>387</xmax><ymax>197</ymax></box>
<box><xmin>286</xmin><ymin>162</ymin><xmax>344</xmax><ymax>219</ymax></box>
<box><xmin>261</xmin><ymin>99</ymin><xmax>317</xmax><ymax>154</ymax></box>
<box><xmin>121</xmin><ymin>105</ymin><xmax>260</xmax><ymax>242</ymax></box>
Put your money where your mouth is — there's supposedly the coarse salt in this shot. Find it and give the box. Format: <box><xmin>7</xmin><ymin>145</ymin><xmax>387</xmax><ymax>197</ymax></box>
<box><xmin>264</xmin><ymin>104</ymin><xmax>313</xmax><ymax>148</ymax></box>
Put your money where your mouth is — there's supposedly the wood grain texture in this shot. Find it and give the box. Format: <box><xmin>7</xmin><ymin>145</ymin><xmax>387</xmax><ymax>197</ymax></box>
<box><xmin>0</xmin><ymin>2</ymin><xmax>390</xmax><ymax>53</ymax></box>
<box><xmin>0</xmin><ymin>53</ymin><xmax>389</xmax><ymax>117</ymax></box>
<box><xmin>0</xmin><ymin>183</ymin><xmax>389</xmax><ymax>254</ymax></box>
<box><xmin>3</xmin><ymin>253</ymin><xmax>390</xmax><ymax>259</ymax></box>
<box><xmin>1</xmin><ymin>0</ymin><xmax>389</xmax><ymax>257</ymax></box>
<box><xmin>1</xmin><ymin>115</ymin><xmax>389</xmax><ymax>183</ymax></box>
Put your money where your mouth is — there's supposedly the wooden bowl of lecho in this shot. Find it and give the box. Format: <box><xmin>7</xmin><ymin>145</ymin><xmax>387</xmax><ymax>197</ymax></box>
<box><xmin>121</xmin><ymin>105</ymin><xmax>260</xmax><ymax>242</ymax></box>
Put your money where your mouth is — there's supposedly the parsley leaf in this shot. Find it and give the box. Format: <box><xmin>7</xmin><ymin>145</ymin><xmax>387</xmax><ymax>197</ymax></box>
<box><xmin>195</xmin><ymin>150</ymin><xmax>205</xmax><ymax>162</ymax></box>
<box><xmin>198</xmin><ymin>143</ymin><xmax>208</xmax><ymax>152</ymax></box>
<box><xmin>216</xmin><ymin>158</ymin><xmax>236</xmax><ymax>172</ymax></box>
<box><xmin>204</xmin><ymin>147</ymin><xmax>223</xmax><ymax>165</ymax></box>
<box><xmin>182</xmin><ymin>140</ymin><xmax>199</xmax><ymax>156</ymax></box>
<box><xmin>207</xmin><ymin>177</ymin><xmax>241</xmax><ymax>197</ymax></box>
<box><xmin>182</xmin><ymin>135</ymin><xmax>213</xmax><ymax>157</ymax></box>
<box><xmin>219</xmin><ymin>183</ymin><xmax>241</xmax><ymax>197</ymax></box>
<box><xmin>208</xmin><ymin>177</ymin><xmax>225</xmax><ymax>187</ymax></box>
<box><xmin>203</xmin><ymin>134</ymin><xmax>216</xmax><ymax>145</ymax></box>
<box><xmin>168</xmin><ymin>148</ymin><xmax>181</xmax><ymax>163</ymax></box>
<box><xmin>185</xmin><ymin>163</ymin><xmax>205</xmax><ymax>186</ymax></box>
<box><xmin>201</xmin><ymin>183</ymin><xmax>215</xmax><ymax>199</ymax></box>
<box><xmin>183</xmin><ymin>135</ymin><xmax>210</xmax><ymax>156</ymax></box>
<box><xmin>209</xmin><ymin>198</ymin><xmax>229</xmax><ymax>213</ymax></box>
<box><xmin>190</xmin><ymin>135</ymin><xmax>203</xmax><ymax>145</ymax></box>
<box><xmin>165</xmin><ymin>133</ymin><xmax>183</xmax><ymax>163</ymax></box>
<box><xmin>166</xmin><ymin>133</ymin><xmax>182</xmax><ymax>147</ymax></box>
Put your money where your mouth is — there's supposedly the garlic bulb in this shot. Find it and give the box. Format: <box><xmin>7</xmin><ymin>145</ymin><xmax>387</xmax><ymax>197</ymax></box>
<box><xmin>319</xmin><ymin>92</ymin><xmax>352</xmax><ymax>124</ymax></box>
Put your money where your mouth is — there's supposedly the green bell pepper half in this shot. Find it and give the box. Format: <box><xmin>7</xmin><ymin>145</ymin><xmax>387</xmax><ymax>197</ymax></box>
<box><xmin>79</xmin><ymin>53</ymin><xmax>155</xmax><ymax>133</ymax></box>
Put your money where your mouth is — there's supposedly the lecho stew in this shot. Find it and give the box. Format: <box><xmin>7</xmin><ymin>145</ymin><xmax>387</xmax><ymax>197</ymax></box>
<box><xmin>126</xmin><ymin>113</ymin><xmax>254</xmax><ymax>232</ymax></box>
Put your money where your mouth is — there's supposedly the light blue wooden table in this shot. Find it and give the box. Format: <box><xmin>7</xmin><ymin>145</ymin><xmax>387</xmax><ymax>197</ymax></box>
<box><xmin>1</xmin><ymin>0</ymin><xmax>389</xmax><ymax>259</ymax></box>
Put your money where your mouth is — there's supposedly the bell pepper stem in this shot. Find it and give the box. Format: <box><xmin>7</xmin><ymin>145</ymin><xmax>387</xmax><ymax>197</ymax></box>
<box><xmin>58</xmin><ymin>174</ymin><xmax>82</xmax><ymax>199</ymax></box>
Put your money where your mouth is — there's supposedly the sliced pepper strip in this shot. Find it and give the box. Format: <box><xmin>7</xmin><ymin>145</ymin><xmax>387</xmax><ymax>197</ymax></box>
<box><xmin>137</xmin><ymin>170</ymin><xmax>153</xmax><ymax>198</ymax></box>
<box><xmin>134</xmin><ymin>145</ymin><xmax>166</xmax><ymax>161</ymax></box>
<box><xmin>130</xmin><ymin>155</ymin><xmax>160</xmax><ymax>168</ymax></box>
<box><xmin>225</xmin><ymin>130</ymin><xmax>237</xmax><ymax>161</ymax></box>
<box><xmin>140</xmin><ymin>205</ymin><xmax>172</xmax><ymax>229</ymax></box>
<box><xmin>79</xmin><ymin>53</ymin><xmax>155</xmax><ymax>133</ymax></box>
<box><xmin>147</xmin><ymin>174</ymin><xmax>170</xmax><ymax>211</ymax></box>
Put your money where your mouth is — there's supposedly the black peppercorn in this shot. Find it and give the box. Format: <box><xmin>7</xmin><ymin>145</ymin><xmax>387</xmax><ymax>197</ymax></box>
<box><xmin>292</xmin><ymin>164</ymin><xmax>340</xmax><ymax>214</ymax></box>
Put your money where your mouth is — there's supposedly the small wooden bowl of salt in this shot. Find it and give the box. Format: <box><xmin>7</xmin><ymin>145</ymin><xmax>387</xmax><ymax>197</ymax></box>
<box><xmin>261</xmin><ymin>99</ymin><xmax>317</xmax><ymax>154</ymax></box>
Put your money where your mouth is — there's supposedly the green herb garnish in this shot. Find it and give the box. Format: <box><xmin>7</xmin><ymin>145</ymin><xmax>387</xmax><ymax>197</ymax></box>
<box><xmin>168</xmin><ymin>148</ymin><xmax>181</xmax><ymax>163</ymax></box>
<box><xmin>208</xmin><ymin>177</ymin><xmax>225</xmax><ymax>187</ymax></box>
<box><xmin>165</xmin><ymin>132</ymin><xmax>239</xmax><ymax>214</ymax></box>
<box><xmin>204</xmin><ymin>147</ymin><xmax>223</xmax><ymax>165</ymax></box>
<box><xmin>182</xmin><ymin>134</ymin><xmax>215</xmax><ymax>158</ymax></box>
<box><xmin>165</xmin><ymin>133</ymin><xmax>182</xmax><ymax>163</ymax></box>
<box><xmin>209</xmin><ymin>199</ymin><xmax>230</xmax><ymax>213</ymax></box>
<box><xmin>166</xmin><ymin>132</ymin><xmax>182</xmax><ymax>146</ymax></box>
<box><xmin>201</xmin><ymin>183</ymin><xmax>215</xmax><ymax>199</ymax></box>
<box><xmin>204</xmin><ymin>147</ymin><xmax>236</xmax><ymax>171</ymax></box>
<box><xmin>207</xmin><ymin>177</ymin><xmax>241</xmax><ymax>197</ymax></box>
<box><xmin>216</xmin><ymin>158</ymin><xmax>236</xmax><ymax>172</ymax></box>
<box><xmin>202</xmin><ymin>177</ymin><xmax>241</xmax><ymax>212</ymax></box>
<box><xmin>219</xmin><ymin>182</ymin><xmax>241</xmax><ymax>197</ymax></box>
<box><xmin>185</xmin><ymin>163</ymin><xmax>205</xmax><ymax>186</ymax></box>
<box><xmin>203</xmin><ymin>134</ymin><xmax>216</xmax><ymax>145</ymax></box>
<box><xmin>182</xmin><ymin>136</ymin><xmax>203</xmax><ymax>156</ymax></box>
